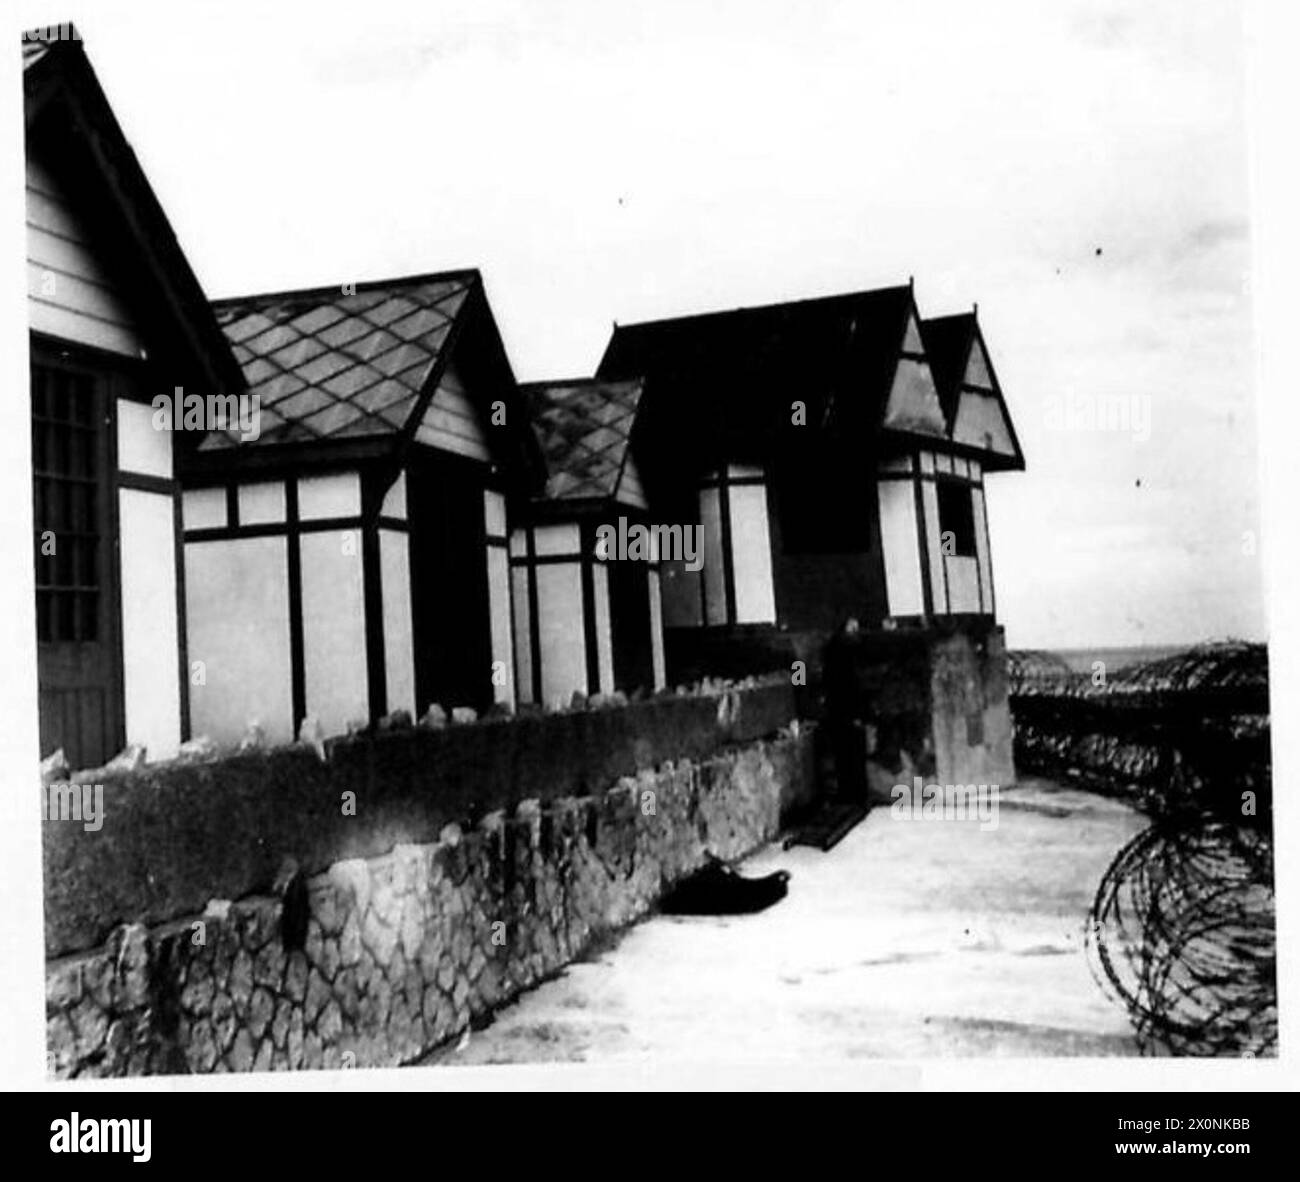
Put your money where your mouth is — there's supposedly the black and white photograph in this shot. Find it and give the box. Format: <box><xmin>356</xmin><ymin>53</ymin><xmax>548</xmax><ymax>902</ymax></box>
<box><xmin>1</xmin><ymin>0</ymin><xmax>1297</xmax><ymax>1142</ymax></box>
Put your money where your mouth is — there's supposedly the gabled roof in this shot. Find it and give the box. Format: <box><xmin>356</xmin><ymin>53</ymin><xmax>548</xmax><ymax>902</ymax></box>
<box><xmin>596</xmin><ymin>285</ymin><xmax>943</xmax><ymax>482</ymax></box>
<box><xmin>918</xmin><ymin>312</ymin><xmax>976</xmax><ymax>426</ymax></box>
<box><xmin>920</xmin><ymin>310</ymin><xmax>1025</xmax><ymax>471</ymax></box>
<box><xmin>207</xmin><ymin>272</ymin><xmax>477</xmax><ymax>448</ymax></box>
<box><xmin>519</xmin><ymin>377</ymin><xmax>644</xmax><ymax>505</ymax></box>
<box><xmin>22</xmin><ymin>25</ymin><xmax>245</xmax><ymax>397</ymax></box>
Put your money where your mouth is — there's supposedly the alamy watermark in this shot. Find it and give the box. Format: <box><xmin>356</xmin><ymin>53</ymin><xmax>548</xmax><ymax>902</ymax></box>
<box><xmin>1043</xmin><ymin>392</ymin><xmax>1150</xmax><ymax>442</ymax></box>
<box><xmin>594</xmin><ymin>517</ymin><xmax>702</xmax><ymax>571</ymax></box>
<box><xmin>890</xmin><ymin>777</ymin><xmax>1000</xmax><ymax>831</ymax></box>
<box><xmin>151</xmin><ymin>388</ymin><xmax>262</xmax><ymax>443</ymax></box>
<box><xmin>50</xmin><ymin>1113</ymin><xmax>150</xmax><ymax>1163</ymax></box>
<box><xmin>41</xmin><ymin>782</ymin><xmax>104</xmax><ymax>832</ymax></box>
<box><xmin>23</xmin><ymin>24</ymin><xmax>81</xmax><ymax>42</ymax></box>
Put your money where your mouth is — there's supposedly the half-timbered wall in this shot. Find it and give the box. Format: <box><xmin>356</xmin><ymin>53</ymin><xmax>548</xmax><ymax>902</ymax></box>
<box><xmin>182</xmin><ymin>468</ymin><xmax>418</xmax><ymax>745</ymax></box>
<box><xmin>510</xmin><ymin>518</ymin><xmax>666</xmax><ymax>706</ymax></box>
<box><xmin>116</xmin><ymin>399</ymin><xmax>182</xmax><ymax>759</ymax></box>
<box><xmin>876</xmin><ymin>450</ymin><xmax>995</xmax><ymax>621</ymax></box>
<box><xmin>952</xmin><ymin>335</ymin><xmax>1017</xmax><ymax>460</ymax></box>
<box><xmin>882</xmin><ymin>311</ymin><xmax>948</xmax><ymax>437</ymax></box>
<box><xmin>379</xmin><ymin>473</ymin><xmax>415</xmax><ymax>719</ymax></box>
<box><xmin>27</xmin><ymin>139</ymin><xmax>196</xmax><ymax>767</ymax></box>
<box><xmin>484</xmin><ymin>489</ymin><xmax>515</xmax><ymax>709</ymax></box>
<box><xmin>659</xmin><ymin>465</ymin><xmax>777</xmax><ymax>629</ymax></box>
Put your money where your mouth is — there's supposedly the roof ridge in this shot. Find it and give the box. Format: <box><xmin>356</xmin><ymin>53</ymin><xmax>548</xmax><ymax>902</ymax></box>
<box><xmin>211</xmin><ymin>268</ymin><xmax>481</xmax><ymax>309</ymax></box>
<box><xmin>613</xmin><ymin>283</ymin><xmax>912</xmax><ymax>332</ymax></box>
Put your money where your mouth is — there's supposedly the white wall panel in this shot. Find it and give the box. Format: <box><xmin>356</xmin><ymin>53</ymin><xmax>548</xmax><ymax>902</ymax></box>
<box><xmin>533</xmin><ymin>522</ymin><xmax>581</xmax><ymax>557</ymax></box>
<box><xmin>536</xmin><ymin>562</ymin><xmax>587</xmax><ymax>705</ymax></box>
<box><xmin>648</xmin><ymin>570</ymin><xmax>666</xmax><ymax>690</ymax></box>
<box><xmin>298</xmin><ymin>472</ymin><xmax>361</xmax><ymax>520</ymax></box>
<box><xmin>182</xmin><ymin>487</ymin><xmax>226</xmax><ymax>531</ymax></box>
<box><xmin>237</xmin><ymin>480</ymin><xmax>285</xmax><ymax>525</ymax></box>
<box><xmin>483</xmin><ymin>489</ymin><xmax>507</xmax><ymax>537</ymax></box>
<box><xmin>877</xmin><ymin>481</ymin><xmax>924</xmax><ymax>617</ymax></box>
<box><xmin>883</xmin><ymin>357</ymin><xmax>947</xmax><ymax>436</ymax></box>
<box><xmin>727</xmin><ymin>483</ymin><xmax>776</xmax><ymax>624</ymax></box>
<box><xmin>299</xmin><ymin>530</ymin><xmax>368</xmax><ymax>736</ymax></box>
<box><xmin>119</xmin><ymin>489</ymin><xmax>181</xmax><ymax>758</ymax></box>
<box><xmin>380</xmin><ymin>529</ymin><xmax>415</xmax><ymax>717</ymax></box>
<box><xmin>592</xmin><ymin>563</ymin><xmax>614</xmax><ymax>693</ymax></box>
<box><xmin>921</xmin><ymin>480</ymin><xmax>947</xmax><ymax>614</ymax></box>
<box><xmin>185</xmin><ymin>536</ymin><xmax>293</xmax><ymax>746</ymax></box>
<box><xmin>945</xmin><ymin>555</ymin><xmax>981</xmax><ymax>613</ymax></box>
<box><xmin>954</xmin><ymin>390</ymin><xmax>1017</xmax><ymax>456</ymax></box>
<box><xmin>487</xmin><ymin>546</ymin><xmax>514</xmax><ymax>707</ymax></box>
<box><xmin>511</xmin><ymin>565</ymin><xmax>534</xmax><ymax>704</ymax></box>
<box><xmin>116</xmin><ymin>399</ymin><xmax>171</xmax><ymax>478</ymax></box>
<box><xmin>972</xmin><ymin>485</ymin><xmax>995</xmax><ymax>615</ymax></box>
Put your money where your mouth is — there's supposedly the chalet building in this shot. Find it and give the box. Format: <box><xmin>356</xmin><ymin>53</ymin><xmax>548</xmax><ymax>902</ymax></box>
<box><xmin>597</xmin><ymin>283</ymin><xmax>1025</xmax><ymax>791</ymax></box>
<box><xmin>24</xmin><ymin>29</ymin><xmax>247</xmax><ymax>768</ymax></box>
<box><xmin>511</xmin><ymin>379</ymin><xmax>666</xmax><ymax>706</ymax></box>
<box><xmin>597</xmin><ymin>283</ymin><xmax>1024</xmax><ymax>678</ymax></box>
<box><xmin>181</xmin><ymin>273</ymin><xmax>543</xmax><ymax>745</ymax></box>
<box><xmin>22</xmin><ymin>27</ymin><xmax>1026</xmax><ymax>795</ymax></box>
<box><xmin>914</xmin><ymin>307</ymin><xmax>1025</xmax><ymax>614</ymax></box>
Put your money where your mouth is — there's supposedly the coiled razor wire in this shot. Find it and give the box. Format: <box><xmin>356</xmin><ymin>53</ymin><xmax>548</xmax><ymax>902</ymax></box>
<box><xmin>1086</xmin><ymin>812</ymin><xmax>1276</xmax><ymax>1057</ymax></box>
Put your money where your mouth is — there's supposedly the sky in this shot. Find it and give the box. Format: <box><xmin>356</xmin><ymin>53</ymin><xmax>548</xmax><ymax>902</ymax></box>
<box><xmin>15</xmin><ymin>0</ymin><xmax>1266</xmax><ymax>649</ymax></box>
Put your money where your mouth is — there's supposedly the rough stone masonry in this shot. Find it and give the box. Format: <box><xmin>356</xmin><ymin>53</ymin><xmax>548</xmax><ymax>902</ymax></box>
<box><xmin>46</xmin><ymin>733</ymin><xmax>811</xmax><ymax>1076</ymax></box>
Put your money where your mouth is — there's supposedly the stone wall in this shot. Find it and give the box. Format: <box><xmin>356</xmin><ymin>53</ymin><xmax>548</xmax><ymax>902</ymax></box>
<box><xmin>44</xmin><ymin>681</ymin><xmax>798</xmax><ymax>959</ymax></box>
<box><xmin>45</xmin><ymin>706</ymin><xmax>813</xmax><ymax>1077</ymax></box>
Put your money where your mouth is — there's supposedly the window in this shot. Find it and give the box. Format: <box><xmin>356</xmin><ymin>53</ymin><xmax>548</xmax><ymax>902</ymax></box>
<box><xmin>936</xmin><ymin>480</ymin><xmax>976</xmax><ymax>559</ymax></box>
<box><xmin>32</xmin><ymin>365</ymin><xmax>103</xmax><ymax>643</ymax></box>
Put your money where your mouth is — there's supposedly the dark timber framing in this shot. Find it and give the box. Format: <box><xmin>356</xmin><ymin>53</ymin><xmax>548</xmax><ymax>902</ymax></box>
<box><xmin>510</xmin><ymin>517</ymin><xmax>662</xmax><ymax>702</ymax></box>
<box><xmin>696</xmin><ymin>464</ymin><xmax>767</xmax><ymax>628</ymax></box>
<box><xmin>876</xmin><ymin>445</ymin><xmax>995</xmax><ymax>624</ymax></box>
<box><xmin>182</xmin><ymin>467</ymin><xmax>410</xmax><ymax>735</ymax></box>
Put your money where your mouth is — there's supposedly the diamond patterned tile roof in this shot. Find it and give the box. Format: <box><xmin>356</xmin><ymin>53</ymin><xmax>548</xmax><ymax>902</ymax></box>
<box><xmin>204</xmin><ymin>271</ymin><xmax>477</xmax><ymax>449</ymax></box>
<box><xmin>520</xmin><ymin>378</ymin><xmax>645</xmax><ymax>503</ymax></box>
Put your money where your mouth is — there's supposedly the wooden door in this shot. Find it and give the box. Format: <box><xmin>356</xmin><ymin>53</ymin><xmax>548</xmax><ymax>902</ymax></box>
<box><xmin>31</xmin><ymin>352</ymin><xmax>123</xmax><ymax>768</ymax></box>
<box><xmin>407</xmin><ymin>454</ymin><xmax>493</xmax><ymax>714</ymax></box>
<box><xmin>610</xmin><ymin>559</ymin><xmax>653</xmax><ymax>694</ymax></box>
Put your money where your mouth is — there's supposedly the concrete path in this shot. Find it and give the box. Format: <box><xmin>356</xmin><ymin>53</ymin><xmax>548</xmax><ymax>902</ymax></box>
<box><xmin>427</xmin><ymin>779</ymin><xmax>1147</xmax><ymax>1064</ymax></box>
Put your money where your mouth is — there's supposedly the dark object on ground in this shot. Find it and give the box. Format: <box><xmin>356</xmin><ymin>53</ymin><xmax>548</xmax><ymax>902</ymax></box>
<box><xmin>660</xmin><ymin>855</ymin><xmax>790</xmax><ymax>915</ymax></box>
<box><xmin>783</xmin><ymin>800</ymin><xmax>869</xmax><ymax>851</ymax></box>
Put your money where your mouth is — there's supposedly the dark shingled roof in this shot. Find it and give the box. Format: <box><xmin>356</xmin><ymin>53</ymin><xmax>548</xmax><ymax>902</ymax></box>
<box><xmin>207</xmin><ymin>272</ymin><xmax>477</xmax><ymax>449</ymax></box>
<box><xmin>918</xmin><ymin>312</ymin><xmax>977</xmax><ymax>427</ymax></box>
<box><xmin>520</xmin><ymin>378</ymin><xmax>644</xmax><ymax>504</ymax></box>
<box><xmin>596</xmin><ymin>286</ymin><xmax>935</xmax><ymax>480</ymax></box>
